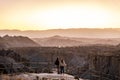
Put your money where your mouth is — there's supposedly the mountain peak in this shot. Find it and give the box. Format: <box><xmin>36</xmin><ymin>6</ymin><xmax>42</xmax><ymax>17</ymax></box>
<box><xmin>51</xmin><ymin>35</ymin><xmax>62</xmax><ymax>38</ymax></box>
<box><xmin>3</xmin><ymin>35</ymin><xmax>10</xmax><ymax>38</ymax></box>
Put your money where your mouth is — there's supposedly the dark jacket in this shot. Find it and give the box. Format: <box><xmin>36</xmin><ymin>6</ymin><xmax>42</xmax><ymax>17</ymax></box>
<box><xmin>55</xmin><ymin>58</ymin><xmax>59</xmax><ymax>66</ymax></box>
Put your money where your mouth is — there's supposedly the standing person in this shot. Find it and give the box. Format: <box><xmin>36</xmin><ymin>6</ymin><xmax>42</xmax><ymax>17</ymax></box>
<box><xmin>54</xmin><ymin>57</ymin><xmax>60</xmax><ymax>74</ymax></box>
<box><xmin>60</xmin><ymin>59</ymin><xmax>67</xmax><ymax>74</ymax></box>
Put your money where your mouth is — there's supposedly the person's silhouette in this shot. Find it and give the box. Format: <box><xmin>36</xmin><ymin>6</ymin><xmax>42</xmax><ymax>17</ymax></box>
<box><xmin>60</xmin><ymin>59</ymin><xmax>66</xmax><ymax>74</ymax></box>
<box><xmin>55</xmin><ymin>57</ymin><xmax>60</xmax><ymax>74</ymax></box>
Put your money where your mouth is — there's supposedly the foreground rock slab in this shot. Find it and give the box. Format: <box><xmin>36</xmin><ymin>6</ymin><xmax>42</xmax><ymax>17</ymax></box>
<box><xmin>1</xmin><ymin>73</ymin><xmax>84</xmax><ymax>80</ymax></box>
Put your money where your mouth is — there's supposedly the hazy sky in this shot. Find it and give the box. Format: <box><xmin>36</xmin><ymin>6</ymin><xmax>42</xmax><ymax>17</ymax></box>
<box><xmin>0</xmin><ymin>0</ymin><xmax>120</xmax><ymax>30</ymax></box>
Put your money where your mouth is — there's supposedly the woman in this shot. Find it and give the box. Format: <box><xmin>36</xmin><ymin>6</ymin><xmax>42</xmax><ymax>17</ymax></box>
<box><xmin>60</xmin><ymin>59</ymin><xmax>66</xmax><ymax>74</ymax></box>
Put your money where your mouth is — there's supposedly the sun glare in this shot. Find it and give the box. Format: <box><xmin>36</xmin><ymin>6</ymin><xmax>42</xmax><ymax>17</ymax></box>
<box><xmin>5</xmin><ymin>5</ymin><xmax>112</xmax><ymax>30</ymax></box>
<box><xmin>0</xmin><ymin>0</ymin><xmax>120</xmax><ymax>30</ymax></box>
<box><xmin>25</xmin><ymin>6</ymin><xmax>111</xmax><ymax>29</ymax></box>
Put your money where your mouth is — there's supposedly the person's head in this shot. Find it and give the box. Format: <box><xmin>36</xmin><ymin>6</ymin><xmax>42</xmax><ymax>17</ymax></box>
<box><xmin>61</xmin><ymin>59</ymin><xmax>64</xmax><ymax>63</ymax></box>
<box><xmin>57</xmin><ymin>57</ymin><xmax>59</xmax><ymax>60</ymax></box>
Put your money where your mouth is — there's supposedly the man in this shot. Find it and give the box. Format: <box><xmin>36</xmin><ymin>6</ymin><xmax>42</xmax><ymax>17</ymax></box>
<box><xmin>55</xmin><ymin>57</ymin><xmax>60</xmax><ymax>74</ymax></box>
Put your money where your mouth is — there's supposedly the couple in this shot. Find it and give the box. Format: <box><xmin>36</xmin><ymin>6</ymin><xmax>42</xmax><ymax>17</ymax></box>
<box><xmin>55</xmin><ymin>57</ymin><xmax>67</xmax><ymax>74</ymax></box>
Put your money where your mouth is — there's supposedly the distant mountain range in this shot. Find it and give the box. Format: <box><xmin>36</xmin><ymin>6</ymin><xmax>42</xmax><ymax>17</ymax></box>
<box><xmin>0</xmin><ymin>28</ymin><xmax>120</xmax><ymax>38</ymax></box>
<box><xmin>32</xmin><ymin>35</ymin><xmax>120</xmax><ymax>47</ymax></box>
<box><xmin>0</xmin><ymin>35</ymin><xmax>39</xmax><ymax>48</ymax></box>
<box><xmin>0</xmin><ymin>28</ymin><xmax>120</xmax><ymax>47</ymax></box>
<box><xmin>33</xmin><ymin>35</ymin><xmax>82</xmax><ymax>47</ymax></box>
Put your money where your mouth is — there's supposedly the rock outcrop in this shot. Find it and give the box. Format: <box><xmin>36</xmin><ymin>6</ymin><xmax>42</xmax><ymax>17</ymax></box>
<box><xmin>88</xmin><ymin>53</ymin><xmax>120</xmax><ymax>80</ymax></box>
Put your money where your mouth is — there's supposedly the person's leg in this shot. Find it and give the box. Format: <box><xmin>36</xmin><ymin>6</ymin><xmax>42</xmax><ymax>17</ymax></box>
<box><xmin>63</xmin><ymin>67</ymin><xmax>65</xmax><ymax>73</ymax></box>
<box><xmin>61</xmin><ymin>66</ymin><xmax>64</xmax><ymax>74</ymax></box>
<box><xmin>60</xmin><ymin>66</ymin><xmax>63</xmax><ymax>74</ymax></box>
<box><xmin>57</xmin><ymin>65</ymin><xmax>59</xmax><ymax>74</ymax></box>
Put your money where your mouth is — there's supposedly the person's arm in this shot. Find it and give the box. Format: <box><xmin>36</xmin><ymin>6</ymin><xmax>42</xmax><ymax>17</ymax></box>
<box><xmin>63</xmin><ymin>61</ymin><xmax>67</xmax><ymax>66</ymax></box>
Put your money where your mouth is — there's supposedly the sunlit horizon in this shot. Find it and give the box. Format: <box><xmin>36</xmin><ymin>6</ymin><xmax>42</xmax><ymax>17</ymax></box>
<box><xmin>0</xmin><ymin>0</ymin><xmax>120</xmax><ymax>30</ymax></box>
